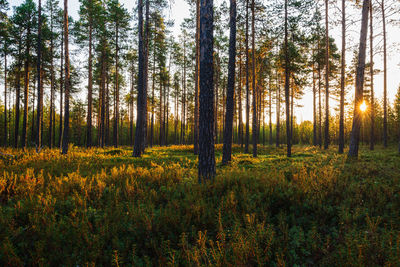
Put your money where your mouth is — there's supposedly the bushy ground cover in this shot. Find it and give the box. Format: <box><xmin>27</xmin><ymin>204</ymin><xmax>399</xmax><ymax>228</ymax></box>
<box><xmin>1</xmin><ymin>145</ymin><xmax>400</xmax><ymax>266</ymax></box>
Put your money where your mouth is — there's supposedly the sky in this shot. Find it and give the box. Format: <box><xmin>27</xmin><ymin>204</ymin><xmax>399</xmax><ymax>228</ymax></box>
<box><xmin>6</xmin><ymin>0</ymin><xmax>400</xmax><ymax>123</ymax></box>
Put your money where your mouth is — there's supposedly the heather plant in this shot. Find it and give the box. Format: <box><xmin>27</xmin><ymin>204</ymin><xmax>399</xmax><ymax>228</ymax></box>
<box><xmin>1</xmin><ymin>145</ymin><xmax>400</xmax><ymax>266</ymax></box>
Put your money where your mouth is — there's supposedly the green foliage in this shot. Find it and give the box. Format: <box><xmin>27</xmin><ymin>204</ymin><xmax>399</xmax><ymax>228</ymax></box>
<box><xmin>1</xmin><ymin>145</ymin><xmax>400</xmax><ymax>265</ymax></box>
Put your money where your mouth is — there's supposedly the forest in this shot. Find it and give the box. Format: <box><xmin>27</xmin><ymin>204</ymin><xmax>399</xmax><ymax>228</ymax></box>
<box><xmin>1</xmin><ymin>0</ymin><xmax>400</xmax><ymax>265</ymax></box>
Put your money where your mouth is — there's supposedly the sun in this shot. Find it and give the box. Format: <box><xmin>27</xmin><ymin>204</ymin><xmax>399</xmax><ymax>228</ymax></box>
<box><xmin>360</xmin><ymin>101</ymin><xmax>367</xmax><ymax>112</ymax></box>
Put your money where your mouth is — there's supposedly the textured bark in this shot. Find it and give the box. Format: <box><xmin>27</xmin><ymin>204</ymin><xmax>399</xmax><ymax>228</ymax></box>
<box><xmin>324</xmin><ymin>0</ymin><xmax>330</xmax><ymax>150</ymax></box>
<box><xmin>369</xmin><ymin>1</ymin><xmax>374</xmax><ymax>151</ymax></box>
<box><xmin>36</xmin><ymin>0</ymin><xmax>43</xmax><ymax>151</ymax></box>
<box><xmin>269</xmin><ymin>78</ymin><xmax>273</xmax><ymax>145</ymax></box>
<box><xmin>251</xmin><ymin>0</ymin><xmax>257</xmax><ymax>157</ymax></box>
<box><xmin>339</xmin><ymin>0</ymin><xmax>345</xmax><ymax>153</ymax></box>
<box><xmin>194</xmin><ymin>0</ymin><xmax>200</xmax><ymax>154</ymax></box>
<box><xmin>133</xmin><ymin>0</ymin><xmax>145</xmax><ymax>157</ymax></box>
<box><xmin>150</xmin><ymin>49</ymin><xmax>155</xmax><ymax>147</ymax></box>
<box><xmin>284</xmin><ymin>0</ymin><xmax>291</xmax><ymax>157</ymax></box>
<box><xmin>198</xmin><ymin>0</ymin><xmax>215</xmax><ymax>182</ymax></box>
<box><xmin>62</xmin><ymin>0</ymin><xmax>70</xmax><ymax>154</ymax></box>
<box><xmin>348</xmin><ymin>0</ymin><xmax>369</xmax><ymax>158</ymax></box>
<box><xmin>222</xmin><ymin>0</ymin><xmax>236</xmax><ymax>164</ymax></box>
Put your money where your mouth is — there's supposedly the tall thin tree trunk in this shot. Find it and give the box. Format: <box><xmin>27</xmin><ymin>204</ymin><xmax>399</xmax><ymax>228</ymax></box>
<box><xmin>194</xmin><ymin>0</ymin><xmax>200</xmax><ymax>154</ymax></box>
<box><xmin>58</xmin><ymin>27</ymin><xmax>64</xmax><ymax>148</ymax></box>
<box><xmin>238</xmin><ymin>40</ymin><xmax>243</xmax><ymax>147</ymax></box>
<box><xmin>49</xmin><ymin>2</ymin><xmax>55</xmax><ymax>148</ymax></box>
<box><xmin>86</xmin><ymin>2</ymin><xmax>93</xmax><ymax>148</ymax></box>
<box><xmin>284</xmin><ymin>0</ymin><xmax>291</xmax><ymax>157</ymax></box>
<box><xmin>222</xmin><ymin>0</ymin><xmax>237</xmax><ymax>164</ymax></box>
<box><xmin>244</xmin><ymin>0</ymin><xmax>250</xmax><ymax>153</ymax></box>
<box><xmin>269</xmin><ymin>78</ymin><xmax>273</xmax><ymax>145</ymax></box>
<box><xmin>381</xmin><ymin>0</ymin><xmax>387</xmax><ymax>148</ymax></box>
<box><xmin>369</xmin><ymin>1</ymin><xmax>374</xmax><ymax>150</ymax></box>
<box><xmin>62</xmin><ymin>0</ymin><xmax>70</xmax><ymax>154</ymax></box>
<box><xmin>3</xmin><ymin>52</ymin><xmax>7</xmax><ymax>146</ymax></box>
<box><xmin>133</xmin><ymin>0</ymin><xmax>145</xmax><ymax>157</ymax></box>
<box><xmin>14</xmin><ymin>35</ymin><xmax>22</xmax><ymax>148</ymax></box>
<box><xmin>339</xmin><ymin>0</ymin><xmax>346</xmax><ymax>153</ymax></box>
<box><xmin>324</xmin><ymin>0</ymin><xmax>330</xmax><ymax>150</ymax></box>
<box><xmin>251</xmin><ymin>0</ymin><xmax>257</xmax><ymax>157</ymax></box>
<box><xmin>22</xmin><ymin>26</ymin><xmax>31</xmax><ymax>149</ymax></box>
<box><xmin>276</xmin><ymin>71</ymin><xmax>280</xmax><ymax>147</ymax></box>
<box><xmin>142</xmin><ymin>0</ymin><xmax>150</xmax><ymax>151</ymax></box>
<box><xmin>198</xmin><ymin>0</ymin><xmax>215</xmax><ymax>182</ymax></box>
<box><xmin>313</xmin><ymin>56</ymin><xmax>317</xmax><ymax>146</ymax></box>
<box><xmin>114</xmin><ymin>23</ymin><xmax>119</xmax><ymax>148</ymax></box>
<box><xmin>348</xmin><ymin>0</ymin><xmax>369</xmax><ymax>158</ymax></box>
<box><xmin>36</xmin><ymin>0</ymin><xmax>43</xmax><ymax>151</ymax></box>
<box><xmin>150</xmin><ymin>49</ymin><xmax>155</xmax><ymax>147</ymax></box>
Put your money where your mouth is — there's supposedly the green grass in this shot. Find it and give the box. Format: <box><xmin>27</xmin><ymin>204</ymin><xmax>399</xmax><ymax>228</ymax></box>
<box><xmin>1</xmin><ymin>145</ymin><xmax>400</xmax><ymax>266</ymax></box>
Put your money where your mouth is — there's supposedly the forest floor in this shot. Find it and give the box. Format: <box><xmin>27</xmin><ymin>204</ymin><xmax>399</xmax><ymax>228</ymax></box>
<box><xmin>1</xmin><ymin>145</ymin><xmax>400</xmax><ymax>266</ymax></box>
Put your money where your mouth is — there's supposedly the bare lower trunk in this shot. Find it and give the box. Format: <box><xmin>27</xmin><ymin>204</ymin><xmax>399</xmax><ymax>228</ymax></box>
<box><xmin>348</xmin><ymin>0</ymin><xmax>369</xmax><ymax>158</ymax></box>
<box><xmin>339</xmin><ymin>0</ymin><xmax>346</xmax><ymax>153</ymax></box>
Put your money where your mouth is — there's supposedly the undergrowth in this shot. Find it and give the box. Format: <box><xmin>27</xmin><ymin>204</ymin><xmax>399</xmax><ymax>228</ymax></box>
<box><xmin>0</xmin><ymin>145</ymin><xmax>399</xmax><ymax>266</ymax></box>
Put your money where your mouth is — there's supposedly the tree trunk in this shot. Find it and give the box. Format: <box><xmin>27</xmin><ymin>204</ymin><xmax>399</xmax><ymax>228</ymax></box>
<box><xmin>86</xmin><ymin>2</ymin><xmax>93</xmax><ymax>148</ymax></box>
<box><xmin>3</xmin><ymin>52</ymin><xmax>7</xmax><ymax>146</ymax></box>
<box><xmin>348</xmin><ymin>0</ymin><xmax>369</xmax><ymax>158</ymax></box>
<box><xmin>244</xmin><ymin>0</ymin><xmax>250</xmax><ymax>153</ymax></box>
<box><xmin>14</xmin><ymin>35</ymin><xmax>22</xmax><ymax>148</ymax></box>
<box><xmin>22</xmin><ymin>26</ymin><xmax>31</xmax><ymax>149</ymax></box>
<box><xmin>238</xmin><ymin>40</ymin><xmax>243</xmax><ymax>147</ymax></box>
<box><xmin>284</xmin><ymin>0</ymin><xmax>291</xmax><ymax>157</ymax></box>
<box><xmin>381</xmin><ymin>0</ymin><xmax>387</xmax><ymax>148</ymax></box>
<box><xmin>251</xmin><ymin>0</ymin><xmax>257</xmax><ymax>157</ymax></box>
<box><xmin>324</xmin><ymin>0</ymin><xmax>330</xmax><ymax>150</ymax></box>
<box><xmin>194</xmin><ymin>0</ymin><xmax>200</xmax><ymax>154</ymax></box>
<box><xmin>49</xmin><ymin>2</ymin><xmax>55</xmax><ymax>148</ymax></box>
<box><xmin>36</xmin><ymin>0</ymin><xmax>43</xmax><ymax>151</ymax></box>
<box><xmin>133</xmin><ymin>0</ymin><xmax>145</xmax><ymax>157</ymax></box>
<box><xmin>113</xmin><ymin>23</ymin><xmax>119</xmax><ymax>148</ymax></box>
<box><xmin>369</xmin><ymin>1</ymin><xmax>374</xmax><ymax>150</ymax></box>
<box><xmin>142</xmin><ymin>0</ymin><xmax>150</xmax><ymax>151</ymax></box>
<box><xmin>269</xmin><ymin>78</ymin><xmax>272</xmax><ymax>145</ymax></box>
<box><xmin>339</xmin><ymin>0</ymin><xmax>346</xmax><ymax>153</ymax></box>
<box><xmin>222</xmin><ymin>0</ymin><xmax>236</xmax><ymax>164</ymax></box>
<box><xmin>276</xmin><ymin>71</ymin><xmax>280</xmax><ymax>147</ymax></box>
<box><xmin>198</xmin><ymin>0</ymin><xmax>215</xmax><ymax>182</ymax></box>
<box><xmin>58</xmin><ymin>27</ymin><xmax>64</xmax><ymax>148</ymax></box>
<box><xmin>313</xmin><ymin>54</ymin><xmax>317</xmax><ymax>146</ymax></box>
<box><xmin>150</xmin><ymin>49</ymin><xmax>155</xmax><ymax>147</ymax></box>
<box><xmin>62</xmin><ymin>0</ymin><xmax>70</xmax><ymax>154</ymax></box>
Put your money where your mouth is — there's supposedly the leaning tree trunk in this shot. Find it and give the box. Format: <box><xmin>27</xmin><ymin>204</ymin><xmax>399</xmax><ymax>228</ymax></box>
<box><xmin>348</xmin><ymin>0</ymin><xmax>370</xmax><ymax>158</ymax></box>
<box><xmin>198</xmin><ymin>0</ymin><xmax>215</xmax><ymax>182</ymax></box>
<box><xmin>369</xmin><ymin>1</ymin><xmax>374</xmax><ymax>150</ymax></box>
<box><xmin>133</xmin><ymin>0</ymin><xmax>145</xmax><ymax>157</ymax></box>
<box><xmin>324</xmin><ymin>0</ymin><xmax>330</xmax><ymax>150</ymax></box>
<box><xmin>284</xmin><ymin>0</ymin><xmax>291</xmax><ymax>157</ymax></box>
<box><xmin>62</xmin><ymin>0</ymin><xmax>70</xmax><ymax>155</ymax></box>
<box><xmin>339</xmin><ymin>0</ymin><xmax>346</xmax><ymax>153</ymax></box>
<box><xmin>222</xmin><ymin>0</ymin><xmax>237</xmax><ymax>164</ymax></box>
